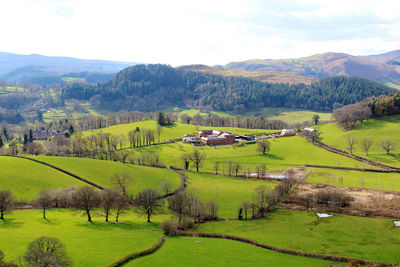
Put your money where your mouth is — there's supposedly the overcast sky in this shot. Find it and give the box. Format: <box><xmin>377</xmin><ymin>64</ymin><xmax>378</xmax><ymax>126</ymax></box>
<box><xmin>1</xmin><ymin>0</ymin><xmax>399</xmax><ymax>66</ymax></box>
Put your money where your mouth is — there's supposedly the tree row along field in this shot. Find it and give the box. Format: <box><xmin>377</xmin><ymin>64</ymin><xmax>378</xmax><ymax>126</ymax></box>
<box><xmin>80</xmin><ymin>120</ymin><xmax>274</xmax><ymax>146</ymax></box>
<box><xmin>315</xmin><ymin>115</ymin><xmax>400</xmax><ymax>167</ymax></box>
<box><xmin>125</xmin><ymin>136</ymin><xmax>379</xmax><ymax>172</ymax></box>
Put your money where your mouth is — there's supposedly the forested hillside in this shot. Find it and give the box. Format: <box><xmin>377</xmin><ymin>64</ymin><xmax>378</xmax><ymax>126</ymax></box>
<box><xmin>62</xmin><ymin>64</ymin><xmax>395</xmax><ymax>112</ymax></box>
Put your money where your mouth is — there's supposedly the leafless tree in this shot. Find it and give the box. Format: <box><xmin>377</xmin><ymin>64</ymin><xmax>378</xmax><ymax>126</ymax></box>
<box><xmin>26</xmin><ymin>142</ymin><xmax>44</xmax><ymax>156</ymax></box>
<box><xmin>23</xmin><ymin>237</ymin><xmax>70</xmax><ymax>267</ymax></box>
<box><xmin>240</xmin><ymin>201</ymin><xmax>251</xmax><ymax>220</ymax></box>
<box><xmin>361</xmin><ymin>138</ymin><xmax>373</xmax><ymax>156</ymax></box>
<box><xmin>38</xmin><ymin>190</ymin><xmax>53</xmax><ymax>219</ymax></box>
<box><xmin>214</xmin><ymin>161</ymin><xmax>220</xmax><ymax>175</ymax></box>
<box><xmin>133</xmin><ymin>188</ymin><xmax>162</xmax><ymax>222</ymax></box>
<box><xmin>72</xmin><ymin>186</ymin><xmax>101</xmax><ymax>222</ymax></box>
<box><xmin>190</xmin><ymin>150</ymin><xmax>206</xmax><ymax>172</ymax></box>
<box><xmin>381</xmin><ymin>139</ymin><xmax>396</xmax><ymax>154</ymax></box>
<box><xmin>111</xmin><ymin>173</ymin><xmax>133</xmax><ymax>198</ymax></box>
<box><xmin>205</xmin><ymin>201</ymin><xmax>219</xmax><ymax>220</ymax></box>
<box><xmin>168</xmin><ymin>191</ymin><xmax>189</xmax><ymax>223</ymax></box>
<box><xmin>0</xmin><ymin>190</ymin><xmax>14</xmax><ymax>220</ymax></box>
<box><xmin>159</xmin><ymin>180</ymin><xmax>172</xmax><ymax>195</ymax></box>
<box><xmin>114</xmin><ymin>195</ymin><xmax>130</xmax><ymax>222</ymax></box>
<box><xmin>233</xmin><ymin>162</ymin><xmax>242</xmax><ymax>177</ymax></box>
<box><xmin>181</xmin><ymin>153</ymin><xmax>191</xmax><ymax>170</ymax></box>
<box><xmin>256</xmin><ymin>139</ymin><xmax>271</xmax><ymax>155</ymax></box>
<box><xmin>101</xmin><ymin>189</ymin><xmax>118</xmax><ymax>222</ymax></box>
<box><xmin>346</xmin><ymin>136</ymin><xmax>356</xmax><ymax>154</ymax></box>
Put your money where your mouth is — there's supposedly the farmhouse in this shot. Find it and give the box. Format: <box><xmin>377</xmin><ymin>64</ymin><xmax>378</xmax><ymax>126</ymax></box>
<box><xmin>281</xmin><ymin>129</ymin><xmax>296</xmax><ymax>136</ymax></box>
<box><xmin>201</xmin><ymin>134</ymin><xmax>235</xmax><ymax>145</ymax></box>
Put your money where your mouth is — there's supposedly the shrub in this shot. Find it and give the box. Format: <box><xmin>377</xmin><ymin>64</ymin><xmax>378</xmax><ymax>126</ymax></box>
<box><xmin>161</xmin><ymin>218</ymin><xmax>178</xmax><ymax>236</ymax></box>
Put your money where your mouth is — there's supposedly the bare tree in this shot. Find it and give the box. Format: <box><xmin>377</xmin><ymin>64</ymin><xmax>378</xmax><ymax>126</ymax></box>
<box><xmin>159</xmin><ymin>180</ymin><xmax>172</xmax><ymax>195</ymax></box>
<box><xmin>38</xmin><ymin>190</ymin><xmax>53</xmax><ymax>219</ymax></box>
<box><xmin>240</xmin><ymin>201</ymin><xmax>251</xmax><ymax>220</ymax></box>
<box><xmin>101</xmin><ymin>189</ymin><xmax>118</xmax><ymax>222</ymax></box>
<box><xmin>381</xmin><ymin>139</ymin><xmax>396</xmax><ymax>154</ymax></box>
<box><xmin>205</xmin><ymin>201</ymin><xmax>219</xmax><ymax>220</ymax></box>
<box><xmin>156</xmin><ymin>125</ymin><xmax>162</xmax><ymax>143</ymax></box>
<box><xmin>23</xmin><ymin>237</ymin><xmax>70</xmax><ymax>267</ymax></box>
<box><xmin>114</xmin><ymin>195</ymin><xmax>130</xmax><ymax>222</ymax></box>
<box><xmin>168</xmin><ymin>191</ymin><xmax>189</xmax><ymax>223</ymax></box>
<box><xmin>233</xmin><ymin>162</ymin><xmax>242</xmax><ymax>177</ymax></box>
<box><xmin>181</xmin><ymin>153</ymin><xmax>191</xmax><ymax>170</ymax></box>
<box><xmin>313</xmin><ymin>114</ymin><xmax>320</xmax><ymax>125</ymax></box>
<box><xmin>111</xmin><ymin>173</ymin><xmax>134</xmax><ymax>197</ymax></box>
<box><xmin>190</xmin><ymin>150</ymin><xmax>206</xmax><ymax>172</ymax></box>
<box><xmin>256</xmin><ymin>139</ymin><xmax>271</xmax><ymax>155</ymax></box>
<box><xmin>214</xmin><ymin>161</ymin><xmax>220</xmax><ymax>175</ymax></box>
<box><xmin>346</xmin><ymin>136</ymin><xmax>356</xmax><ymax>154</ymax></box>
<box><xmin>133</xmin><ymin>188</ymin><xmax>162</xmax><ymax>223</ymax></box>
<box><xmin>72</xmin><ymin>186</ymin><xmax>100</xmax><ymax>222</ymax></box>
<box><xmin>0</xmin><ymin>190</ymin><xmax>14</xmax><ymax>220</ymax></box>
<box><xmin>361</xmin><ymin>138</ymin><xmax>373</xmax><ymax>156</ymax></box>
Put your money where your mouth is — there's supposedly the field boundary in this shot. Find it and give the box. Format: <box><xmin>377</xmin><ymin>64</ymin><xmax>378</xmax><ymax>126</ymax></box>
<box><xmin>303</xmin><ymin>137</ymin><xmax>400</xmax><ymax>172</ymax></box>
<box><xmin>105</xmin><ymin>236</ymin><xmax>165</xmax><ymax>267</ymax></box>
<box><xmin>177</xmin><ymin>232</ymin><xmax>394</xmax><ymax>266</ymax></box>
<box><xmin>159</xmin><ymin>167</ymin><xmax>188</xmax><ymax>199</ymax></box>
<box><xmin>304</xmin><ymin>164</ymin><xmax>399</xmax><ymax>173</ymax></box>
<box><xmin>1</xmin><ymin>155</ymin><xmax>105</xmax><ymax>190</ymax></box>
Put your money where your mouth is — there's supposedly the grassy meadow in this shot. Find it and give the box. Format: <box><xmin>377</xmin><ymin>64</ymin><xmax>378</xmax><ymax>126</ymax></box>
<box><xmin>177</xmin><ymin>108</ymin><xmax>331</xmax><ymax>124</ymax></box>
<box><xmin>129</xmin><ymin>136</ymin><xmax>377</xmax><ymax>172</ymax></box>
<box><xmin>316</xmin><ymin>116</ymin><xmax>400</xmax><ymax>167</ymax></box>
<box><xmin>195</xmin><ymin>209</ymin><xmax>400</xmax><ymax>264</ymax></box>
<box><xmin>307</xmin><ymin>168</ymin><xmax>400</xmax><ymax>191</ymax></box>
<box><xmin>80</xmin><ymin>120</ymin><xmax>272</xmax><ymax>146</ymax></box>
<box><xmin>128</xmin><ymin>236</ymin><xmax>332</xmax><ymax>267</ymax></box>
<box><xmin>33</xmin><ymin>156</ymin><xmax>181</xmax><ymax>195</ymax></box>
<box><xmin>0</xmin><ymin>209</ymin><xmax>166</xmax><ymax>266</ymax></box>
<box><xmin>185</xmin><ymin>172</ymin><xmax>278</xmax><ymax>218</ymax></box>
<box><xmin>0</xmin><ymin>156</ymin><xmax>88</xmax><ymax>200</ymax></box>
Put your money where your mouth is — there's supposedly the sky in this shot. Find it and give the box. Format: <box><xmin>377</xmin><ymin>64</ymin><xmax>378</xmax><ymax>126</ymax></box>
<box><xmin>0</xmin><ymin>0</ymin><xmax>400</xmax><ymax>66</ymax></box>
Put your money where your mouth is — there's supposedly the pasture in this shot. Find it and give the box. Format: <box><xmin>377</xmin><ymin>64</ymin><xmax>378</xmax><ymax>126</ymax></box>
<box><xmin>316</xmin><ymin>116</ymin><xmax>400</xmax><ymax>167</ymax></box>
<box><xmin>34</xmin><ymin>156</ymin><xmax>181</xmax><ymax>195</ymax></box>
<box><xmin>185</xmin><ymin>172</ymin><xmax>278</xmax><ymax>218</ymax></box>
<box><xmin>307</xmin><ymin>168</ymin><xmax>400</xmax><ymax>191</ymax></box>
<box><xmin>129</xmin><ymin>136</ymin><xmax>378</xmax><ymax>172</ymax></box>
<box><xmin>0</xmin><ymin>209</ymin><xmax>166</xmax><ymax>266</ymax></box>
<box><xmin>0</xmin><ymin>156</ymin><xmax>88</xmax><ymax>200</ymax></box>
<box><xmin>195</xmin><ymin>209</ymin><xmax>400</xmax><ymax>264</ymax></box>
<box><xmin>128</xmin><ymin>236</ymin><xmax>331</xmax><ymax>267</ymax></box>
<box><xmin>80</xmin><ymin>120</ymin><xmax>271</xmax><ymax>146</ymax></box>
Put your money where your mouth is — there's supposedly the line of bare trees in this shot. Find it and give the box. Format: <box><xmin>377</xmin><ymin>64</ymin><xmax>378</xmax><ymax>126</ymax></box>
<box><xmin>345</xmin><ymin>136</ymin><xmax>397</xmax><ymax>155</ymax></box>
<box><xmin>0</xmin><ymin>173</ymin><xmax>176</xmax><ymax>224</ymax></box>
<box><xmin>238</xmin><ymin>170</ymin><xmax>296</xmax><ymax>220</ymax></box>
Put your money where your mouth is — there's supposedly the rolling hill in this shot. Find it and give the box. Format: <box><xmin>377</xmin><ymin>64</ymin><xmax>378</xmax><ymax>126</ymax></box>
<box><xmin>0</xmin><ymin>51</ymin><xmax>138</xmax><ymax>82</ymax></box>
<box><xmin>177</xmin><ymin>64</ymin><xmax>315</xmax><ymax>85</ymax></box>
<box><xmin>225</xmin><ymin>50</ymin><xmax>400</xmax><ymax>87</ymax></box>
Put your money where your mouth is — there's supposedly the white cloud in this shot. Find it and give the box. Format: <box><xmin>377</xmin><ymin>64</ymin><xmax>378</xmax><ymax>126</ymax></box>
<box><xmin>0</xmin><ymin>0</ymin><xmax>399</xmax><ymax>66</ymax></box>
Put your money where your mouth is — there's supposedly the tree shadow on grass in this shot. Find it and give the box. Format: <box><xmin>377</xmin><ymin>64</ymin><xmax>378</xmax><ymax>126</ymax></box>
<box><xmin>75</xmin><ymin>220</ymin><xmax>160</xmax><ymax>231</ymax></box>
<box><xmin>262</xmin><ymin>154</ymin><xmax>284</xmax><ymax>161</ymax></box>
<box><xmin>0</xmin><ymin>218</ymin><xmax>24</xmax><ymax>229</ymax></box>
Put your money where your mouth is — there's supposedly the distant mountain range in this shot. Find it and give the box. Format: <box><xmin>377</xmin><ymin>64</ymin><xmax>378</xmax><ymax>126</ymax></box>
<box><xmin>222</xmin><ymin>50</ymin><xmax>400</xmax><ymax>88</ymax></box>
<box><xmin>0</xmin><ymin>52</ymin><xmax>138</xmax><ymax>82</ymax></box>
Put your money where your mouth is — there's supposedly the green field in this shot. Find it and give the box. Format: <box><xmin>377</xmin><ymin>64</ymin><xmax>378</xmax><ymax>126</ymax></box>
<box><xmin>0</xmin><ymin>156</ymin><xmax>88</xmax><ymax>200</ymax></box>
<box><xmin>176</xmin><ymin>108</ymin><xmax>331</xmax><ymax>124</ymax></box>
<box><xmin>0</xmin><ymin>209</ymin><xmax>166</xmax><ymax>266</ymax></box>
<box><xmin>33</xmin><ymin>156</ymin><xmax>181</xmax><ymax>195</ymax></box>
<box><xmin>307</xmin><ymin>168</ymin><xmax>400</xmax><ymax>191</ymax></box>
<box><xmin>316</xmin><ymin>116</ymin><xmax>400</xmax><ymax>167</ymax></box>
<box><xmin>186</xmin><ymin>172</ymin><xmax>278</xmax><ymax>218</ymax></box>
<box><xmin>0</xmin><ymin>86</ymin><xmax>25</xmax><ymax>94</ymax></box>
<box><xmin>195</xmin><ymin>209</ymin><xmax>400</xmax><ymax>263</ymax></box>
<box><xmin>43</xmin><ymin>101</ymin><xmax>108</xmax><ymax>122</ymax></box>
<box><xmin>129</xmin><ymin>136</ymin><xmax>377</xmax><ymax>172</ymax></box>
<box><xmin>81</xmin><ymin>120</ymin><xmax>272</xmax><ymax>146</ymax></box>
<box><xmin>128</xmin><ymin>236</ymin><xmax>331</xmax><ymax>267</ymax></box>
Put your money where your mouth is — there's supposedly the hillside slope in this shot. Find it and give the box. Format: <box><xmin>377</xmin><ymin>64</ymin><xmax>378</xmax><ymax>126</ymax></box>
<box><xmin>225</xmin><ymin>51</ymin><xmax>400</xmax><ymax>86</ymax></box>
<box><xmin>178</xmin><ymin>64</ymin><xmax>315</xmax><ymax>84</ymax></box>
<box><xmin>62</xmin><ymin>64</ymin><xmax>395</xmax><ymax>112</ymax></box>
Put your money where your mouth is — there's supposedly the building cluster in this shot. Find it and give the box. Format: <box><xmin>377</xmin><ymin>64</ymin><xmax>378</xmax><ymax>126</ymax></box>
<box><xmin>183</xmin><ymin>130</ymin><xmax>254</xmax><ymax>146</ymax></box>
